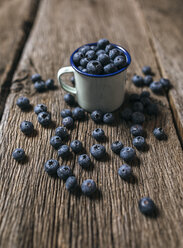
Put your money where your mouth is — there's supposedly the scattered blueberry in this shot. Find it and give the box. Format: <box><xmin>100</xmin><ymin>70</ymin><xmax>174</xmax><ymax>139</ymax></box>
<box><xmin>70</xmin><ymin>140</ymin><xmax>83</xmax><ymax>153</ymax></box>
<box><xmin>144</xmin><ymin>75</ymin><xmax>153</xmax><ymax>86</ymax></box>
<box><xmin>60</xmin><ymin>109</ymin><xmax>72</xmax><ymax>118</ymax></box>
<box><xmin>130</xmin><ymin>125</ymin><xmax>144</xmax><ymax>137</ymax></box>
<box><xmin>85</xmin><ymin>50</ymin><xmax>97</xmax><ymax>61</ymax></box>
<box><xmin>139</xmin><ymin>197</ymin><xmax>156</xmax><ymax>215</ymax></box>
<box><xmin>12</xmin><ymin>148</ymin><xmax>25</xmax><ymax>161</ymax></box>
<box><xmin>133</xmin><ymin>136</ymin><xmax>146</xmax><ymax>150</ymax></box>
<box><xmin>150</xmin><ymin>81</ymin><xmax>163</xmax><ymax>94</ymax></box>
<box><xmin>79</xmin><ymin>45</ymin><xmax>90</xmax><ymax>54</ymax></box>
<box><xmin>111</xmin><ymin>141</ymin><xmax>123</xmax><ymax>154</ymax></box>
<box><xmin>58</xmin><ymin>145</ymin><xmax>70</xmax><ymax>158</ymax></box>
<box><xmin>153</xmin><ymin>127</ymin><xmax>167</xmax><ymax>140</ymax></box>
<box><xmin>57</xmin><ymin>165</ymin><xmax>72</xmax><ymax>180</ymax></box>
<box><xmin>145</xmin><ymin>103</ymin><xmax>158</xmax><ymax>115</ymax></box>
<box><xmin>20</xmin><ymin>121</ymin><xmax>34</xmax><ymax>135</ymax></box>
<box><xmin>37</xmin><ymin>112</ymin><xmax>51</xmax><ymax>126</ymax></box>
<box><xmin>103</xmin><ymin>113</ymin><xmax>114</xmax><ymax>124</ymax></box>
<box><xmin>121</xmin><ymin>108</ymin><xmax>132</xmax><ymax>121</ymax></box>
<box><xmin>118</xmin><ymin>164</ymin><xmax>132</xmax><ymax>180</ymax></box>
<box><xmin>34</xmin><ymin>104</ymin><xmax>47</xmax><ymax>114</ymax></box>
<box><xmin>132</xmin><ymin>101</ymin><xmax>144</xmax><ymax>113</ymax></box>
<box><xmin>140</xmin><ymin>97</ymin><xmax>152</xmax><ymax>107</ymax></box>
<box><xmin>120</xmin><ymin>147</ymin><xmax>136</xmax><ymax>162</ymax></box>
<box><xmin>132</xmin><ymin>112</ymin><xmax>145</xmax><ymax>124</ymax></box>
<box><xmin>142</xmin><ymin>66</ymin><xmax>152</xmax><ymax>75</ymax></box>
<box><xmin>81</xmin><ymin>179</ymin><xmax>97</xmax><ymax>196</ymax></box>
<box><xmin>160</xmin><ymin>78</ymin><xmax>171</xmax><ymax>90</ymax></box>
<box><xmin>105</xmin><ymin>44</ymin><xmax>115</xmax><ymax>53</ymax></box>
<box><xmin>65</xmin><ymin>176</ymin><xmax>77</xmax><ymax>191</ymax></box>
<box><xmin>90</xmin><ymin>144</ymin><xmax>106</xmax><ymax>159</ymax></box>
<box><xmin>97</xmin><ymin>53</ymin><xmax>110</xmax><ymax>66</ymax></box>
<box><xmin>87</xmin><ymin>60</ymin><xmax>103</xmax><ymax>75</ymax></box>
<box><xmin>109</xmin><ymin>48</ymin><xmax>120</xmax><ymax>60</ymax></box>
<box><xmin>129</xmin><ymin>93</ymin><xmax>140</xmax><ymax>102</ymax></box>
<box><xmin>45</xmin><ymin>79</ymin><xmax>54</xmax><ymax>89</ymax></box>
<box><xmin>34</xmin><ymin>81</ymin><xmax>46</xmax><ymax>92</ymax></box>
<box><xmin>55</xmin><ymin>126</ymin><xmax>68</xmax><ymax>139</ymax></box>
<box><xmin>50</xmin><ymin>136</ymin><xmax>63</xmax><ymax>149</ymax></box>
<box><xmin>31</xmin><ymin>73</ymin><xmax>41</xmax><ymax>82</ymax></box>
<box><xmin>97</xmin><ymin>38</ymin><xmax>109</xmax><ymax>49</ymax></box>
<box><xmin>104</xmin><ymin>63</ymin><xmax>118</xmax><ymax>74</ymax></box>
<box><xmin>91</xmin><ymin>110</ymin><xmax>103</xmax><ymax>123</ymax></box>
<box><xmin>73</xmin><ymin>52</ymin><xmax>84</xmax><ymax>66</ymax></box>
<box><xmin>64</xmin><ymin>93</ymin><xmax>75</xmax><ymax>106</ymax></box>
<box><xmin>16</xmin><ymin>97</ymin><xmax>30</xmax><ymax>110</ymax></box>
<box><xmin>92</xmin><ymin>128</ymin><xmax>105</xmax><ymax>141</ymax></box>
<box><xmin>114</xmin><ymin>55</ymin><xmax>126</xmax><ymax>69</ymax></box>
<box><xmin>140</xmin><ymin>91</ymin><xmax>150</xmax><ymax>98</ymax></box>
<box><xmin>132</xmin><ymin>75</ymin><xmax>144</xmax><ymax>87</ymax></box>
<box><xmin>62</xmin><ymin>116</ymin><xmax>74</xmax><ymax>129</ymax></box>
<box><xmin>72</xmin><ymin>107</ymin><xmax>85</xmax><ymax>120</ymax></box>
<box><xmin>78</xmin><ymin>154</ymin><xmax>91</xmax><ymax>169</ymax></box>
<box><xmin>44</xmin><ymin>159</ymin><xmax>59</xmax><ymax>175</ymax></box>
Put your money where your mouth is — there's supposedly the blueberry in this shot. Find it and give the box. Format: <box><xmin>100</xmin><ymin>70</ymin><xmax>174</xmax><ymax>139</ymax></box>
<box><xmin>65</xmin><ymin>176</ymin><xmax>77</xmax><ymax>191</ymax></box>
<box><xmin>90</xmin><ymin>144</ymin><xmax>106</xmax><ymax>159</ymax></box>
<box><xmin>70</xmin><ymin>76</ymin><xmax>75</xmax><ymax>85</ymax></box>
<box><xmin>78</xmin><ymin>66</ymin><xmax>84</xmax><ymax>71</ymax></box>
<box><xmin>97</xmin><ymin>38</ymin><xmax>109</xmax><ymax>49</ymax></box>
<box><xmin>132</xmin><ymin>101</ymin><xmax>144</xmax><ymax>113</ymax></box>
<box><xmin>129</xmin><ymin>94</ymin><xmax>140</xmax><ymax>102</ymax></box>
<box><xmin>142</xmin><ymin>66</ymin><xmax>152</xmax><ymax>75</ymax></box>
<box><xmin>64</xmin><ymin>93</ymin><xmax>75</xmax><ymax>106</ymax></box>
<box><xmin>20</xmin><ymin>121</ymin><xmax>34</xmax><ymax>135</ymax></box>
<box><xmin>12</xmin><ymin>148</ymin><xmax>25</xmax><ymax>161</ymax></box>
<box><xmin>140</xmin><ymin>91</ymin><xmax>150</xmax><ymax>98</ymax></box>
<box><xmin>79</xmin><ymin>45</ymin><xmax>90</xmax><ymax>54</ymax></box>
<box><xmin>92</xmin><ymin>128</ymin><xmax>105</xmax><ymax>141</ymax></box>
<box><xmin>34</xmin><ymin>104</ymin><xmax>47</xmax><ymax>114</ymax></box>
<box><xmin>114</xmin><ymin>55</ymin><xmax>126</xmax><ymax>69</ymax></box>
<box><xmin>90</xmin><ymin>45</ymin><xmax>97</xmax><ymax>51</ymax></box>
<box><xmin>118</xmin><ymin>164</ymin><xmax>132</xmax><ymax>180</ymax></box>
<box><xmin>109</xmin><ymin>48</ymin><xmax>120</xmax><ymax>60</ymax></box>
<box><xmin>105</xmin><ymin>44</ymin><xmax>115</xmax><ymax>53</ymax></box>
<box><xmin>70</xmin><ymin>140</ymin><xmax>83</xmax><ymax>153</ymax></box>
<box><xmin>144</xmin><ymin>75</ymin><xmax>153</xmax><ymax>86</ymax></box>
<box><xmin>73</xmin><ymin>52</ymin><xmax>84</xmax><ymax>66</ymax></box>
<box><xmin>140</xmin><ymin>97</ymin><xmax>152</xmax><ymax>107</ymax></box>
<box><xmin>160</xmin><ymin>78</ymin><xmax>171</xmax><ymax>90</ymax></box>
<box><xmin>80</xmin><ymin>58</ymin><xmax>89</xmax><ymax>68</ymax></box>
<box><xmin>87</xmin><ymin>60</ymin><xmax>103</xmax><ymax>75</ymax></box>
<box><xmin>139</xmin><ymin>197</ymin><xmax>156</xmax><ymax>215</ymax></box>
<box><xmin>16</xmin><ymin>97</ymin><xmax>30</xmax><ymax>110</ymax></box>
<box><xmin>153</xmin><ymin>127</ymin><xmax>167</xmax><ymax>140</ymax></box>
<box><xmin>145</xmin><ymin>103</ymin><xmax>158</xmax><ymax>115</ymax></box>
<box><xmin>57</xmin><ymin>165</ymin><xmax>72</xmax><ymax>180</ymax></box>
<box><xmin>72</xmin><ymin>107</ymin><xmax>85</xmax><ymax>120</ymax></box>
<box><xmin>62</xmin><ymin>116</ymin><xmax>74</xmax><ymax>129</ymax></box>
<box><xmin>50</xmin><ymin>136</ymin><xmax>63</xmax><ymax>149</ymax></box>
<box><xmin>60</xmin><ymin>109</ymin><xmax>72</xmax><ymax>118</ymax></box>
<box><xmin>120</xmin><ymin>147</ymin><xmax>136</xmax><ymax>162</ymax></box>
<box><xmin>37</xmin><ymin>112</ymin><xmax>51</xmax><ymax>126</ymax></box>
<box><xmin>133</xmin><ymin>136</ymin><xmax>146</xmax><ymax>150</ymax></box>
<box><xmin>150</xmin><ymin>81</ymin><xmax>163</xmax><ymax>94</ymax></box>
<box><xmin>85</xmin><ymin>50</ymin><xmax>97</xmax><ymax>61</ymax></box>
<box><xmin>121</xmin><ymin>108</ymin><xmax>132</xmax><ymax>121</ymax></box>
<box><xmin>132</xmin><ymin>75</ymin><xmax>144</xmax><ymax>87</ymax></box>
<box><xmin>55</xmin><ymin>126</ymin><xmax>68</xmax><ymax>139</ymax></box>
<box><xmin>132</xmin><ymin>112</ymin><xmax>145</xmax><ymax>124</ymax></box>
<box><xmin>97</xmin><ymin>53</ymin><xmax>110</xmax><ymax>66</ymax></box>
<box><xmin>130</xmin><ymin>124</ymin><xmax>144</xmax><ymax>137</ymax></box>
<box><xmin>96</xmin><ymin>50</ymin><xmax>106</xmax><ymax>56</ymax></box>
<box><xmin>111</xmin><ymin>141</ymin><xmax>123</xmax><ymax>154</ymax></box>
<box><xmin>91</xmin><ymin>110</ymin><xmax>103</xmax><ymax>123</ymax></box>
<box><xmin>58</xmin><ymin>145</ymin><xmax>70</xmax><ymax>158</ymax></box>
<box><xmin>44</xmin><ymin>159</ymin><xmax>59</xmax><ymax>175</ymax></box>
<box><xmin>45</xmin><ymin>79</ymin><xmax>54</xmax><ymax>89</ymax></box>
<box><xmin>34</xmin><ymin>81</ymin><xmax>46</xmax><ymax>92</ymax></box>
<box><xmin>31</xmin><ymin>73</ymin><xmax>41</xmax><ymax>82</ymax></box>
<box><xmin>78</xmin><ymin>154</ymin><xmax>91</xmax><ymax>169</ymax></box>
<box><xmin>104</xmin><ymin>63</ymin><xmax>118</xmax><ymax>74</ymax></box>
<box><xmin>81</xmin><ymin>179</ymin><xmax>97</xmax><ymax>196</ymax></box>
<box><xmin>82</xmin><ymin>68</ymin><xmax>88</xmax><ymax>73</ymax></box>
<box><xmin>103</xmin><ymin>113</ymin><xmax>114</xmax><ymax>124</ymax></box>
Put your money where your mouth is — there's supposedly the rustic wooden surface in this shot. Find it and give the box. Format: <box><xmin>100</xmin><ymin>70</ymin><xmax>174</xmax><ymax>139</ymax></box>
<box><xmin>0</xmin><ymin>0</ymin><xmax>183</xmax><ymax>247</ymax></box>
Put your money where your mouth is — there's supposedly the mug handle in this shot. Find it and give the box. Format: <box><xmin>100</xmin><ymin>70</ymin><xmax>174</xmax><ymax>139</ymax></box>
<box><xmin>57</xmin><ymin>66</ymin><xmax>77</xmax><ymax>94</ymax></box>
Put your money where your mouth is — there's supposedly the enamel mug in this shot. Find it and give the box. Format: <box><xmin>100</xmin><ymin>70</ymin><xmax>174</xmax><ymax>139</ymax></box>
<box><xmin>57</xmin><ymin>43</ymin><xmax>131</xmax><ymax>112</ymax></box>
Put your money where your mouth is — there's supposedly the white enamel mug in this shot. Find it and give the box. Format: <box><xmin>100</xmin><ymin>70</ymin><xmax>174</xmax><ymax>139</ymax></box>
<box><xmin>57</xmin><ymin>43</ymin><xmax>131</xmax><ymax>112</ymax></box>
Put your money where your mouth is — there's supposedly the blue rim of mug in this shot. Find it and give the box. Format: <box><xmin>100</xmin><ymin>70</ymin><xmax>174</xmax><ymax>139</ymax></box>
<box><xmin>70</xmin><ymin>42</ymin><xmax>131</xmax><ymax>78</ymax></box>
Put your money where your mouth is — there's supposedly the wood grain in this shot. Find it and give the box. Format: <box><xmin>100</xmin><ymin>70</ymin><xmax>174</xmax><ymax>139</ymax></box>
<box><xmin>137</xmin><ymin>0</ymin><xmax>183</xmax><ymax>144</ymax></box>
<box><xmin>0</xmin><ymin>0</ymin><xmax>183</xmax><ymax>247</ymax></box>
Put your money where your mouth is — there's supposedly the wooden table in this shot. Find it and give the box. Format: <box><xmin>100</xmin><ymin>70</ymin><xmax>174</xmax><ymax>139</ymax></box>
<box><xmin>0</xmin><ymin>0</ymin><xmax>183</xmax><ymax>247</ymax></box>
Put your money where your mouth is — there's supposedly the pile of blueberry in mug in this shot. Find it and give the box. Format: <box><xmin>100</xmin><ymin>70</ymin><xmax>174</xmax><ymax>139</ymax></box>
<box><xmin>73</xmin><ymin>38</ymin><xmax>127</xmax><ymax>74</ymax></box>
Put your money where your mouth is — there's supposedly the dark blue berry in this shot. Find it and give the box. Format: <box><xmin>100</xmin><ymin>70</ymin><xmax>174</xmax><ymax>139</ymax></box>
<box><xmin>16</xmin><ymin>97</ymin><xmax>30</xmax><ymax>110</ymax></box>
<box><xmin>140</xmin><ymin>91</ymin><xmax>150</xmax><ymax>98</ymax></box>
<box><xmin>91</xmin><ymin>110</ymin><xmax>103</xmax><ymax>123</ymax></box>
<box><xmin>145</xmin><ymin>103</ymin><xmax>158</xmax><ymax>115</ymax></box>
<box><xmin>132</xmin><ymin>101</ymin><xmax>144</xmax><ymax>113</ymax></box>
<box><xmin>96</xmin><ymin>50</ymin><xmax>106</xmax><ymax>56</ymax></box>
<box><xmin>111</xmin><ymin>141</ymin><xmax>123</xmax><ymax>154</ymax></box>
<box><xmin>129</xmin><ymin>94</ymin><xmax>140</xmax><ymax>102</ymax></box>
<box><xmin>12</xmin><ymin>148</ymin><xmax>25</xmax><ymax>161</ymax></box>
<box><xmin>132</xmin><ymin>75</ymin><xmax>144</xmax><ymax>87</ymax></box>
<box><xmin>144</xmin><ymin>75</ymin><xmax>153</xmax><ymax>86</ymax></box>
<box><xmin>78</xmin><ymin>66</ymin><xmax>84</xmax><ymax>71</ymax></box>
<box><xmin>97</xmin><ymin>53</ymin><xmax>110</xmax><ymax>66</ymax></box>
<box><xmin>114</xmin><ymin>55</ymin><xmax>126</xmax><ymax>69</ymax></box>
<box><xmin>133</xmin><ymin>136</ymin><xmax>146</xmax><ymax>150</ymax></box>
<box><xmin>90</xmin><ymin>45</ymin><xmax>97</xmax><ymax>51</ymax></box>
<box><xmin>44</xmin><ymin>159</ymin><xmax>59</xmax><ymax>175</ymax></box>
<box><xmin>20</xmin><ymin>121</ymin><xmax>34</xmax><ymax>135</ymax></box>
<box><xmin>153</xmin><ymin>127</ymin><xmax>167</xmax><ymax>140</ymax></box>
<box><xmin>109</xmin><ymin>48</ymin><xmax>120</xmax><ymax>60</ymax></box>
<box><xmin>62</xmin><ymin>116</ymin><xmax>74</xmax><ymax>129</ymax></box>
<box><xmin>70</xmin><ymin>76</ymin><xmax>75</xmax><ymax>85</ymax></box>
<box><xmin>81</xmin><ymin>179</ymin><xmax>97</xmax><ymax>196</ymax></box>
<box><xmin>65</xmin><ymin>176</ymin><xmax>77</xmax><ymax>191</ymax></box>
<box><xmin>105</xmin><ymin>44</ymin><xmax>115</xmax><ymax>53</ymax></box>
<box><xmin>92</xmin><ymin>128</ymin><xmax>105</xmax><ymax>141</ymax></box>
<box><xmin>97</xmin><ymin>38</ymin><xmax>109</xmax><ymax>49</ymax></box>
<box><xmin>72</xmin><ymin>107</ymin><xmax>85</xmax><ymax>120</ymax></box>
<box><xmin>58</xmin><ymin>145</ymin><xmax>70</xmax><ymax>158</ymax></box>
<box><xmin>34</xmin><ymin>81</ymin><xmax>46</xmax><ymax>92</ymax></box>
<box><xmin>50</xmin><ymin>136</ymin><xmax>62</xmax><ymax>149</ymax></box>
<box><xmin>60</xmin><ymin>109</ymin><xmax>72</xmax><ymax>118</ymax></box>
<box><xmin>73</xmin><ymin>52</ymin><xmax>84</xmax><ymax>66</ymax></box>
<box><xmin>70</xmin><ymin>140</ymin><xmax>83</xmax><ymax>153</ymax></box>
<box><xmin>130</xmin><ymin>125</ymin><xmax>144</xmax><ymax>137</ymax></box>
<box><xmin>90</xmin><ymin>144</ymin><xmax>106</xmax><ymax>159</ymax></box>
<box><xmin>34</xmin><ymin>104</ymin><xmax>47</xmax><ymax>114</ymax></box>
<box><xmin>64</xmin><ymin>93</ymin><xmax>75</xmax><ymax>106</ymax></box>
<box><xmin>57</xmin><ymin>165</ymin><xmax>72</xmax><ymax>180</ymax></box>
<box><xmin>103</xmin><ymin>113</ymin><xmax>114</xmax><ymax>124</ymax></box>
<box><xmin>55</xmin><ymin>126</ymin><xmax>68</xmax><ymax>139</ymax></box>
<box><xmin>132</xmin><ymin>112</ymin><xmax>145</xmax><ymax>124</ymax></box>
<box><xmin>78</xmin><ymin>154</ymin><xmax>91</xmax><ymax>169</ymax></box>
<box><xmin>85</xmin><ymin>50</ymin><xmax>97</xmax><ymax>61</ymax></box>
<box><xmin>104</xmin><ymin>63</ymin><xmax>118</xmax><ymax>74</ymax></box>
<box><xmin>140</xmin><ymin>97</ymin><xmax>152</xmax><ymax>107</ymax></box>
<box><xmin>31</xmin><ymin>73</ymin><xmax>41</xmax><ymax>82</ymax></box>
<box><xmin>139</xmin><ymin>197</ymin><xmax>156</xmax><ymax>215</ymax></box>
<box><xmin>150</xmin><ymin>81</ymin><xmax>163</xmax><ymax>94</ymax></box>
<box><xmin>82</xmin><ymin>68</ymin><xmax>88</xmax><ymax>73</ymax></box>
<box><xmin>160</xmin><ymin>78</ymin><xmax>171</xmax><ymax>90</ymax></box>
<box><xmin>121</xmin><ymin>108</ymin><xmax>132</xmax><ymax>121</ymax></box>
<box><xmin>120</xmin><ymin>147</ymin><xmax>136</xmax><ymax>162</ymax></box>
<box><xmin>87</xmin><ymin>60</ymin><xmax>103</xmax><ymax>75</ymax></box>
<box><xmin>80</xmin><ymin>58</ymin><xmax>89</xmax><ymax>68</ymax></box>
<box><xmin>79</xmin><ymin>45</ymin><xmax>90</xmax><ymax>54</ymax></box>
<box><xmin>118</xmin><ymin>164</ymin><xmax>132</xmax><ymax>180</ymax></box>
<box><xmin>142</xmin><ymin>66</ymin><xmax>152</xmax><ymax>75</ymax></box>
<box><xmin>37</xmin><ymin>112</ymin><xmax>51</xmax><ymax>126</ymax></box>
<box><xmin>45</xmin><ymin>79</ymin><xmax>54</xmax><ymax>89</ymax></box>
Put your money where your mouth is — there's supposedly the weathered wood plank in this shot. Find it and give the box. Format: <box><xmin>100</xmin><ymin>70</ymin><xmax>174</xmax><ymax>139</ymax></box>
<box><xmin>137</xmin><ymin>0</ymin><xmax>183</xmax><ymax>144</ymax></box>
<box><xmin>0</xmin><ymin>0</ymin><xmax>40</xmax><ymax>118</ymax></box>
<box><xmin>0</xmin><ymin>0</ymin><xmax>183</xmax><ymax>247</ymax></box>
